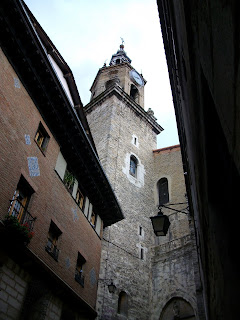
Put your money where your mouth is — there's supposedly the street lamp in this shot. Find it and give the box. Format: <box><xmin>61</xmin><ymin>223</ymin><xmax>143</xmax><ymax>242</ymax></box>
<box><xmin>150</xmin><ymin>208</ymin><xmax>170</xmax><ymax>236</ymax></box>
<box><xmin>98</xmin><ymin>279</ymin><xmax>116</xmax><ymax>294</ymax></box>
<box><xmin>108</xmin><ymin>281</ymin><xmax>116</xmax><ymax>294</ymax></box>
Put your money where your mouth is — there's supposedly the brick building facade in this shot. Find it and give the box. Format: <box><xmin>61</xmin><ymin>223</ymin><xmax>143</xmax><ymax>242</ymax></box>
<box><xmin>0</xmin><ymin>1</ymin><xmax>123</xmax><ymax>319</ymax></box>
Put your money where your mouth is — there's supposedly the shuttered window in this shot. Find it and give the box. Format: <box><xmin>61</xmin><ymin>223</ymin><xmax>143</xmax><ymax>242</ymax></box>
<box><xmin>158</xmin><ymin>178</ymin><xmax>169</xmax><ymax>205</ymax></box>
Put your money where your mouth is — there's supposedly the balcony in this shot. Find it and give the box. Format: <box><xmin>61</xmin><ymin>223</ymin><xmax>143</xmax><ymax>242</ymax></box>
<box><xmin>8</xmin><ymin>198</ymin><xmax>36</xmax><ymax>231</ymax></box>
<box><xmin>45</xmin><ymin>239</ymin><xmax>59</xmax><ymax>261</ymax></box>
<box><xmin>75</xmin><ymin>270</ymin><xmax>84</xmax><ymax>287</ymax></box>
<box><xmin>2</xmin><ymin>199</ymin><xmax>36</xmax><ymax>245</ymax></box>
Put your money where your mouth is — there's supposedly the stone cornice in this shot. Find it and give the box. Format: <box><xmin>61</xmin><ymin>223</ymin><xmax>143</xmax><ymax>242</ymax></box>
<box><xmin>85</xmin><ymin>84</ymin><xmax>164</xmax><ymax>134</ymax></box>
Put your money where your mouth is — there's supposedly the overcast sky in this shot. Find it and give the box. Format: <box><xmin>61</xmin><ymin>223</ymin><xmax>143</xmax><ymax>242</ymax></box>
<box><xmin>24</xmin><ymin>0</ymin><xmax>179</xmax><ymax>149</ymax></box>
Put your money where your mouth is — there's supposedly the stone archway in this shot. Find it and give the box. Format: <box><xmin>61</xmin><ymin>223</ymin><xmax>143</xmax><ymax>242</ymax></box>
<box><xmin>159</xmin><ymin>297</ymin><xmax>195</xmax><ymax>320</ymax></box>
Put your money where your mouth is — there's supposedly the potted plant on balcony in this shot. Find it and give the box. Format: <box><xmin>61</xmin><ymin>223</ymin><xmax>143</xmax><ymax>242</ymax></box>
<box><xmin>4</xmin><ymin>215</ymin><xmax>34</xmax><ymax>245</ymax></box>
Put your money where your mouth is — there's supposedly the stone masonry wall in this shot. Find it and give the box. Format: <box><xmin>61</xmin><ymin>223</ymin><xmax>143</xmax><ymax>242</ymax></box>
<box><xmin>151</xmin><ymin>146</ymin><xmax>198</xmax><ymax>320</ymax></box>
<box><xmin>0</xmin><ymin>258</ymin><xmax>31</xmax><ymax>320</ymax></box>
<box><xmin>86</xmin><ymin>79</ymin><xmax>199</xmax><ymax>320</ymax></box>
<box><xmin>86</xmin><ymin>94</ymin><xmax>158</xmax><ymax>319</ymax></box>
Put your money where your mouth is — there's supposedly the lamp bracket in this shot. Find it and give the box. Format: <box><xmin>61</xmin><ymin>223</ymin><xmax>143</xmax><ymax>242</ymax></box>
<box><xmin>158</xmin><ymin>203</ymin><xmax>189</xmax><ymax>215</ymax></box>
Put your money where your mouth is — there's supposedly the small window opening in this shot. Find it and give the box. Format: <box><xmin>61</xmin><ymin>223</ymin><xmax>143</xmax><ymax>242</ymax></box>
<box><xmin>140</xmin><ymin>248</ymin><xmax>144</xmax><ymax>260</ymax></box>
<box><xmin>134</xmin><ymin>137</ymin><xmax>137</xmax><ymax>145</ymax></box>
<box><xmin>106</xmin><ymin>78</ymin><xmax>120</xmax><ymax>89</ymax></box>
<box><xmin>75</xmin><ymin>252</ymin><xmax>86</xmax><ymax>287</ymax></box>
<box><xmin>90</xmin><ymin>211</ymin><xmax>97</xmax><ymax>228</ymax></box>
<box><xmin>158</xmin><ymin>178</ymin><xmax>169</xmax><ymax>205</ymax></box>
<box><xmin>130</xmin><ymin>155</ymin><xmax>138</xmax><ymax>177</ymax></box>
<box><xmin>130</xmin><ymin>84</ymin><xmax>139</xmax><ymax>103</ymax></box>
<box><xmin>116</xmin><ymin>59</ymin><xmax>120</xmax><ymax>64</ymax></box>
<box><xmin>76</xmin><ymin>188</ymin><xmax>85</xmax><ymax>210</ymax></box>
<box><xmin>35</xmin><ymin>122</ymin><xmax>49</xmax><ymax>153</ymax></box>
<box><xmin>139</xmin><ymin>226</ymin><xmax>142</xmax><ymax>236</ymax></box>
<box><xmin>46</xmin><ymin>221</ymin><xmax>62</xmax><ymax>261</ymax></box>
<box><xmin>63</xmin><ymin>169</ymin><xmax>75</xmax><ymax>194</ymax></box>
<box><xmin>118</xmin><ymin>291</ymin><xmax>128</xmax><ymax>316</ymax></box>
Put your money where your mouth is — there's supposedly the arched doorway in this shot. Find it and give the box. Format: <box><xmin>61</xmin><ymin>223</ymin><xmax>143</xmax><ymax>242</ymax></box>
<box><xmin>159</xmin><ymin>297</ymin><xmax>195</xmax><ymax>320</ymax></box>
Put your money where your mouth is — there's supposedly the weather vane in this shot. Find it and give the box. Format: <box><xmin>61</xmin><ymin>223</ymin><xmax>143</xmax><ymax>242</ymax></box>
<box><xmin>120</xmin><ymin>37</ymin><xmax>124</xmax><ymax>45</ymax></box>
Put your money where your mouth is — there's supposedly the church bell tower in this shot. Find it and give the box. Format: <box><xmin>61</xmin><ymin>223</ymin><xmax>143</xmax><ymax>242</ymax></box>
<box><xmin>85</xmin><ymin>44</ymin><xmax>163</xmax><ymax>319</ymax></box>
<box><xmin>90</xmin><ymin>43</ymin><xmax>146</xmax><ymax>109</ymax></box>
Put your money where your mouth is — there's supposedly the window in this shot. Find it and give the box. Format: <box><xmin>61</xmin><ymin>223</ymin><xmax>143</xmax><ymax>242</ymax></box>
<box><xmin>158</xmin><ymin>178</ymin><xmax>169</xmax><ymax>205</ymax></box>
<box><xmin>139</xmin><ymin>226</ymin><xmax>142</xmax><ymax>236</ymax></box>
<box><xmin>46</xmin><ymin>221</ymin><xmax>62</xmax><ymax>261</ymax></box>
<box><xmin>130</xmin><ymin>155</ymin><xmax>138</xmax><ymax>177</ymax></box>
<box><xmin>130</xmin><ymin>84</ymin><xmax>139</xmax><ymax>103</ymax></box>
<box><xmin>131</xmin><ymin>135</ymin><xmax>139</xmax><ymax>148</ymax></box>
<box><xmin>90</xmin><ymin>211</ymin><xmax>97</xmax><ymax>228</ymax></box>
<box><xmin>35</xmin><ymin>122</ymin><xmax>49</xmax><ymax>153</ymax></box>
<box><xmin>76</xmin><ymin>188</ymin><xmax>85</xmax><ymax>210</ymax></box>
<box><xmin>63</xmin><ymin>168</ymin><xmax>75</xmax><ymax>194</ymax></box>
<box><xmin>75</xmin><ymin>252</ymin><xmax>86</xmax><ymax>287</ymax></box>
<box><xmin>8</xmin><ymin>176</ymin><xmax>35</xmax><ymax>230</ymax></box>
<box><xmin>140</xmin><ymin>247</ymin><xmax>144</xmax><ymax>260</ymax></box>
<box><xmin>118</xmin><ymin>291</ymin><xmax>128</xmax><ymax>316</ymax></box>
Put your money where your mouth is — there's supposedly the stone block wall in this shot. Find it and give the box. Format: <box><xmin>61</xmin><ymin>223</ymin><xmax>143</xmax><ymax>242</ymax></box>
<box><xmin>86</xmin><ymin>64</ymin><xmax>200</xmax><ymax>320</ymax></box>
<box><xmin>0</xmin><ymin>258</ymin><xmax>30</xmax><ymax>320</ymax></box>
<box><xmin>153</xmin><ymin>146</ymin><xmax>190</xmax><ymax>244</ymax></box>
<box><xmin>86</xmin><ymin>94</ymin><xmax>159</xmax><ymax>319</ymax></box>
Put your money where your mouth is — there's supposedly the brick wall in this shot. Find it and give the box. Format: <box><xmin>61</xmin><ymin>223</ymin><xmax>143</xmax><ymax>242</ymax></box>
<box><xmin>0</xmin><ymin>48</ymin><xmax>100</xmax><ymax>311</ymax></box>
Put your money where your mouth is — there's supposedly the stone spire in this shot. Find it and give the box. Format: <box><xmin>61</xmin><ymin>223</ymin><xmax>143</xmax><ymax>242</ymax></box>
<box><xmin>109</xmin><ymin>41</ymin><xmax>132</xmax><ymax>66</ymax></box>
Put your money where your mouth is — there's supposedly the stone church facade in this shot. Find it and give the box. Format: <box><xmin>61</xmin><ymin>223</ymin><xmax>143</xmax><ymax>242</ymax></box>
<box><xmin>85</xmin><ymin>45</ymin><xmax>202</xmax><ymax>320</ymax></box>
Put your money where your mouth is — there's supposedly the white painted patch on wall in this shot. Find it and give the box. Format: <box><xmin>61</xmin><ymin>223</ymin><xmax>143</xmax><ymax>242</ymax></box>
<box><xmin>14</xmin><ymin>77</ymin><xmax>20</xmax><ymax>88</ymax></box>
<box><xmin>72</xmin><ymin>206</ymin><xmax>79</xmax><ymax>222</ymax></box>
<box><xmin>27</xmin><ymin>157</ymin><xmax>40</xmax><ymax>177</ymax></box>
<box><xmin>24</xmin><ymin>134</ymin><xmax>31</xmax><ymax>145</ymax></box>
<box><xmin>122</xmin><ymin>152</ymin><xmax>145</xmax><ymax>188</ymax></box>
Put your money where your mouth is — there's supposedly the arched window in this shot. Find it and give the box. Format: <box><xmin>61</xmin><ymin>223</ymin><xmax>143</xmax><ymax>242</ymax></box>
<box><xmin>130</xmin><ymin>155</ymin><xmax>138</xmax><ymax>177</ymax></box>
<box><xmin>118</xmin><ymin>291</ymin><xmax>128</xmax><ymax>316</ymax></box>
<box><xmin>158</xmin><ymin>178</ymin><xmax>169</xmax><ymax>205</ymax></box>
<box><xmin>130</xmin><ymin>84</ymin><xmax>139</xmax><ymax>103</ymax></box>
<box><xmin>105</xmin><ymin>78</ymin><xmax>120</xmax><ymax>90</ymax></box>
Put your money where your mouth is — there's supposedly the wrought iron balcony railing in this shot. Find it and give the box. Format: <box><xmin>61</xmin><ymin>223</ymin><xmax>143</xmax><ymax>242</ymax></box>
<box><xmin>75</xmin><ymin>270</ymin><xmax>84</xmax><ymax>287</ymax></box>
<box><xmin>45</xmin><ymin>238</ymin><xmax>59</xmax><ymax>261</ymax></box>
<box><xmin>8</xmin><ymin>199</ymin><xmax>36</xmax><ymax>232</ymax></box>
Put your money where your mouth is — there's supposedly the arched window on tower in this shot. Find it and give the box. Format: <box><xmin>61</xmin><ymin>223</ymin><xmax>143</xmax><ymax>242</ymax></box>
<box><xmin>130</xmin><ymin>84</ymin><xmax>139</xmax><ymax>103</ymax></box>
<box><xmin>105</xmin><ymin>78</ymin><xmax>120</xmax><ymax>90</ymax></box>
<box><xmin>129</xmin><ymin>155</ymin><xmax>138</xmax><ymax>177</ymax></box>
<box><xmin>158</xmin><ymin>178</ymin><xmax>169</xmax><ymax>205</ymax></box>
<box><xmin>117</xmin><ymin>291</ymin><xmax>128</xmax><ymax>317</ymax></box>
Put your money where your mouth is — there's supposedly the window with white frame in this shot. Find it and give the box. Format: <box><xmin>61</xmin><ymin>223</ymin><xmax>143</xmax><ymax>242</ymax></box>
<box><xmin>55</xmin><ymin>151</ymin><xmax>102</xmax><ymax>235</ymax></box>
<box><xmin>129</xmin><ymin>155</ymin><xmax>138</xmax><ymax>177</ymax></box>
